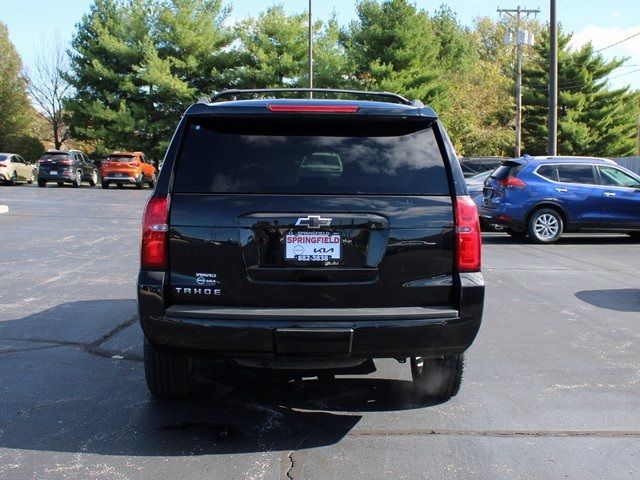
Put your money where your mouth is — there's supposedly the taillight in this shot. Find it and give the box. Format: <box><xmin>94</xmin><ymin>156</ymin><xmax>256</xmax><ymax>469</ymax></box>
<box><xmin>455</xmin><ymin>196</ymin><xmax>481</xmax><ymax>272</ymax></box>
<box><xmin>0</xmin><ymin>163</ymin><xmax>6</xmax><ymax>168</ymax></box>
<box><xmin>60</xmin><ymin>159</ymin><xmax>73</xmax><ymax>166</ymax></box>
<box><xmin>38</xmin><ymin>159</ymin><xmax>46</xmax><ymax>164</ymax></box>
<box><xmin>128</xmin><ymin>162</ymin><xmax>139</xmax><ymax>167</ymax></box>
<box><xmin>267</xmin><ymin>104</ymin><xmax>359</xmax><ymax>113</ymax></box>
<box><xmin>500</xmin><ymin>176</ymin><xmax>526</xmax><ymax>188</ymax></box>
<box><xmin>141</xmin><ymin>195</ymin><xmax>169</xmax><ymax>270</ymax></box>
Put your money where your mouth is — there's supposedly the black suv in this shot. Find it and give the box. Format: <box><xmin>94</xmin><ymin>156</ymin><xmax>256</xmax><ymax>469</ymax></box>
<box><xmin>138</xmin><ymin>89</ymin><xmax>484</xmax><ymax>401</ymax></box>
<box><xmin>37</xmin><ymin>149</ymin><xmax>99</xmax><ymax>187</ymax></box>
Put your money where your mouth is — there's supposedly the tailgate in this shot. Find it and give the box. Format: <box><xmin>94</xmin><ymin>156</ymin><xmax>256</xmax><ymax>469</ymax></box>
<box><xmin>169</xmin><ymin>194</ymin><xmax>454</xmax><ymax>308</ymax></box>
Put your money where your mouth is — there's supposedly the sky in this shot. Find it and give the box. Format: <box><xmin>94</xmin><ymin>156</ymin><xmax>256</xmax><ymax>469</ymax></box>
<box><xmin>3</xmin><ymin>0</ymin><xmax>640</xmax><ymax>90</ymax></box>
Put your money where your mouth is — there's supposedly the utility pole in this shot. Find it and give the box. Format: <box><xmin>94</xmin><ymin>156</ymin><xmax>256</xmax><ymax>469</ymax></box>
<box><xmin>498</xmin><ymin>6</ymin><xmax>539</xmax><ymax>158</ymax></box>
<box><xmin>308</xmin><ymin>0</ymin><xmax>313</xmax><ymax>98</ymax></box>
<box><xmin>548</xmin><ymin>0</ymin><xmax>558</xmax><ymax>156</ymax></box>
<box><xmin>637</xmin><ymin>113</ymin><xmax>640</xmax><ymax>156</ymax></box>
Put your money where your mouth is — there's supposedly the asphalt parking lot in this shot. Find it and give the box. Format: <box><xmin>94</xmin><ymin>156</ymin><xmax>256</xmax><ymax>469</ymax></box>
<box><xmin>0</xmin><ymin>184</ymin><xmax>638</xmax><ymax>480</ymax></box>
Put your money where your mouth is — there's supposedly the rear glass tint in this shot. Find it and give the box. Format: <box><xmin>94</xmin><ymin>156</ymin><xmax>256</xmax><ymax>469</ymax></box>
<box><xmin>490</xmin><ymin>163</ymin><xmax>523</xmax><ymax>180</ymax></box>
<box><xmin>41</xmin><ymin>152</ymin><xmax>70</xmax><ymax>161</ymax></box>
<box><xmin>556</xmin><ymin>165</ymin><xmax>595</xmax><ymax>184</ymax></box>
<box><xmin>107</xmin><ymin>156</ymin><xmax>135</xmax><ymax>162</ymax></box>
<box><xmin>173</xmin><ymin>119</ymin><xmax>448</xmax><ymax>195</ymax></box>
<box><xmin>536</xmin><ymin>165</ymin><xmax>558</xmax><ymax>181</ymax></box>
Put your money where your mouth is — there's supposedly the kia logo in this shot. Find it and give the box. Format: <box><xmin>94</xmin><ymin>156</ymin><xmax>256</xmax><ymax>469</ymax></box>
<box><xmin>295</xmin><ymin>215</ymin><xmax>332</xmax><ymax>229</ymax></box>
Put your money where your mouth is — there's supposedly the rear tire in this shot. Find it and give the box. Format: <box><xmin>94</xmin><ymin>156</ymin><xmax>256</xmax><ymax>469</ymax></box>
<box><xmin>627</xmin><ymin>232</ymin><xmax>640</xmax><ymax>241</ymax></box>
<box><xmin>411</xmin><ymin>354</ymin><xmax>464</xmax><ymax>401</ymax></box>
<box><xmin>101</xmin><ymin>181</ymin><xmax>109</xmax><ymax>189</ymax></box>
<box><xmin>57</xmin><ymin>182</ymin><xmax>64</xmax><ymax>187</ymax></box>
<box><xmin>38</xmin><ymin>179</ymin><xmax>46</xmax><ymax>188</ymax></box>
<box><xmin>135</xmin><ymin>175</ymin><xmax>143</xmax><ymax>189</ymax></box>
<box><xmin>144</xmin><ymin>339</ymin><xmax>194</xmax><ymax>399</ymax></box>
<box><xmin>117</xmin><ymin>183</ymin><xmax>124</xmax><ymax>189</ymax></box>
<box><xmin>149</xmin><ymin>173</ymin><xmax>156</xmax><ymax>188</ymax></box>
<box><xmin>528</xmin><ymin>208</ymin><xmax>563</xmax><ymax>244</ymax></box>
<box><xmin>10</xmin><ymin>172</ymin><xmax>17</xmax><ymax>186</ymax></box>
<box><xmin>72</xmin><ymin>170</ymin><xmax>82</xmax><ymax>188</ymax></box>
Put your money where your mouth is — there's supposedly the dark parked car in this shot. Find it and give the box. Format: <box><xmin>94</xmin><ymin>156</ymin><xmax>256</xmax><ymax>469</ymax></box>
<box><xmin>460</xmin><ymin>156</ymin><xmax>508</xmax><ymax>178</ymax></box>
<box><xmin>37</xmin><ymin>149</ymin><xmax>99</xmax><ymax>188</ymax></box>
<box><xmin>466</xmin><ymin>171</ymin><xmax>502</xmax><ymax>231</ymax></box>
<box><xmin>138</xmin><ymin>89</ymin><xmax>485</xmax><ymax>401</ymax></box>
<box><xmin>479</xmin><ymin>155</ymin><xmax>640</xmax><ymax>243</ymax></box>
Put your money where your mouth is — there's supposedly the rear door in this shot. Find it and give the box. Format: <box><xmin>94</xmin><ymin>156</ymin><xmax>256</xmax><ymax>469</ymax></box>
<box><xmin>552</xmin><ymin>164</ymin><xmax>602</xmax><ymax>225</ymax></box>
<box><xmin>17</xmin><ymin>156</ymin><xmax>29</xmax><ymax>179</ymax></box>
<box><xmin>597</xmin><ymin>165</ymin><xmax>640</xmax><ymax>228</ymax></box>
<box><xmin>168</xmin><ymin>116</ymin><xmax>455</xmax><ymax>310</ymax></box>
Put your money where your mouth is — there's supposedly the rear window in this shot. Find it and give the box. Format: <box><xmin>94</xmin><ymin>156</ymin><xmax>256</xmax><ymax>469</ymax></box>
<box><xmin>556</xmin><ymin>165</ymin><xmax>595</xmax><ymax>184</ymax></box>
<box><xmin>490</xmin><ymin>163</ymin><xmax>524</xmax><ymax>180</ymax></box>
<box><xmin>0</xmin><ymin>154</ymin><xmax>7</xmax><ymax>161</ymax></box>
<box><xmin>41</xmin><ymin>152</ymin><xmax>70</xmax><ymax>161</ymax></box>
<box><xmin>173</xmin><ymin>119</ymin><xmax>449</xmax><ymax>195</ymax></box>
<box><xmin>536</xmin><ymin>165</ymin><xmax>558</xmax><ymax>181</ymax></box>
<box><xmin>107</xmin><ymin>156</ymin><xmax>135</xmax><ymax>162</ymax></box>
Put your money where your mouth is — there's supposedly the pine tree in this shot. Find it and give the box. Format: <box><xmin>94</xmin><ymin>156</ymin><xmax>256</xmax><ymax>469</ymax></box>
<box><xmin>341</xmin><ymin>0</ymin><xmax>444</xmax><ymax>106</ymax></box>
<box><xmin>522</xmin><ymin>28</ymin><xmax>639</xmax><ymax>157</ymax></box>
<box><xmin>65</xmin><ymin>0</ymin><xmax>232</xmax><ymax>159</ymax></box>
<box><xmin>221</xmin><ymin>6</ymin><xmax>349</xmax><ymax>91</ymax></box>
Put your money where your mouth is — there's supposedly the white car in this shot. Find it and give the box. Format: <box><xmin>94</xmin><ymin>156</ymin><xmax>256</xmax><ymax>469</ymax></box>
<box><xmin>0</xmin><ymin>153</ymin><xmax>36</xmax><ymax>185</ymax></box>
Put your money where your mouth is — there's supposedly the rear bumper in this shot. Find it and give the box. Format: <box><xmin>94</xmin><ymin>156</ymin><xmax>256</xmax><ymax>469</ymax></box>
<box><xmin>138</xmin><ymin>272</ymin><xmax>484</xmax><ymax>360</ymax></box>
<box><xmin>102</xmin><ymin>175</ymin><xmax>138</xmax><ymax>183</ymax></box>
<box><xmin>38</xmin><ymin>173</ymin><xmax>75</xmax><ymax>183</ymax></box>
<box><xmin>479</xmin><ymin>204</ymin><xmax>526</xmax><ymax>230</ymax></box>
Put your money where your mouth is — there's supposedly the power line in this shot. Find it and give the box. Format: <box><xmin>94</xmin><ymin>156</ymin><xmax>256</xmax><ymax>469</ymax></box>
<box><xmin>593</xmin><ymin>30</ymin><xmax>640</xmax><ymax>54</ymax></box>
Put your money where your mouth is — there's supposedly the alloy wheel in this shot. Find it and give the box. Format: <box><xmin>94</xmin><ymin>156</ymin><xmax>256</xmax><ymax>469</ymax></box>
<box><xmin>534</xmin><ymin>213</ymin><xmax>559</xmax><ymax>240</ymax></box>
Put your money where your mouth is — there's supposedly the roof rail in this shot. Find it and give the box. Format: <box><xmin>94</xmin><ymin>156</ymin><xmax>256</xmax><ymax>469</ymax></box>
<box><xmin>210</xmin><ymin>88</ymin><xmax>413</xmax><ymax>105</ymax></box>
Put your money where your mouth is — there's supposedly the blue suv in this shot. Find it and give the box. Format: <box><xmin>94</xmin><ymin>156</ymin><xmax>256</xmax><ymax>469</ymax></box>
<box><xmin>479</xmin><ymin>155</ymin><xmax>640</xmax><ymax>243</ymax></box>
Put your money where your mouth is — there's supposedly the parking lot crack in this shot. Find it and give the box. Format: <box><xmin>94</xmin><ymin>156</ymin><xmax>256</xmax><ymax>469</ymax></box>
<box><xmin>87</xmin><ymin>313</ymin><xmax>138</xmax><ymax>349</ymax></box>
<box><xmin>0</xmin><ymin>344</ymin><xmax>66</xmax><ymax>355</ymax></box>
<box><xmin>285</xmin><ymin>434</ymin><xmax>309</xmax><ymax>480</ymax></box>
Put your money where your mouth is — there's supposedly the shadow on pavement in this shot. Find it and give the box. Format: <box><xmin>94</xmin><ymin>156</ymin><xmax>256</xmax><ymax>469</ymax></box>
<box><xmin>482</xmin><ymin>233</ymin><xmax>636</xmax><ymax>246</ymax></box>
<box><xmin>575</xmin><ymin>288</ymin><xmax>640</xmax><ymax>312</ymax></box>
<box><xmin>0</xmin><ymin>300</ymin><xmax>436</xmax><ymax>457</ymax></box>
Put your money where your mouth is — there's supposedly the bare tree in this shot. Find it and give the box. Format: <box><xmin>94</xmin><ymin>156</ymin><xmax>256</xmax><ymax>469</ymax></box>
<box><xmin>26</xmin><ymin>35</ymin><xmax>71</xmax><ymax>150</ymax></box>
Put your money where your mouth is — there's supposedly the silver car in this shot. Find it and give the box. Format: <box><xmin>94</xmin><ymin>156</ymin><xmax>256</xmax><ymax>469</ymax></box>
<box><xmin>0</xmin><ymin>153</ymin><xmax>36</xmax><ymax>185</ymax></box>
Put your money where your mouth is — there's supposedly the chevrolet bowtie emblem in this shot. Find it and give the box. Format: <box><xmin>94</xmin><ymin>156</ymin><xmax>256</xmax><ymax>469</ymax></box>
<box><xmin>295</xmin><ymin>215</ymin><xmax>332</xmax><ymax>229</ymax></box>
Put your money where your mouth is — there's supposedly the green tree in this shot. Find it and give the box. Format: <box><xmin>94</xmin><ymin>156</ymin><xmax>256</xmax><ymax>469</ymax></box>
<box><xmin>65</xmin><ymin>0</ymin><xmax>232</xmax><ymax>159</ymax></box>
<box><xmin>0</xmin><ymin>22</ymin><xmax>33</xmax><ymax>152</ymax></box>
<box><xmin>522</xmin><ymin>28</ymin><xmax>639</xmax><ymax>157</ymax></box>
<box><xmin>441</xmin><ymin>59</ymin><xmax>514</xmax><ymax>156</ymax></box>
<box><xmin>221</xmin><ymin>6</ymin><xmax>349</xmax><ymax>91</ymax></box>
<box><xmin>342</xmin><ymin>0</ymin><xmax>443</xmax><ymax>105</ymax></box>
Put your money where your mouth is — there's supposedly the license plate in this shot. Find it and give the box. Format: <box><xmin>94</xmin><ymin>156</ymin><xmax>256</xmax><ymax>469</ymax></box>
<box><xmin>285</xmin><ymin>231</ymin><xmax>341</xmax><ymax>262</ymax></box>
<box><xmin>50</xmin><ymin>171</ymin><xmax>58</xmax><ymax>175</ymax></box>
